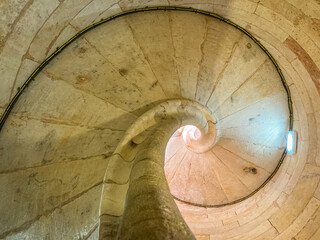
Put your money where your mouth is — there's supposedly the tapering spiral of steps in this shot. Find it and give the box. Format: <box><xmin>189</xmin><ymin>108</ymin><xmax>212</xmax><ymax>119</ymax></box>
<box><xmin>0</xmin><ymin>7</ymin><xmax>292</xmax><ymax>240</ymax></box>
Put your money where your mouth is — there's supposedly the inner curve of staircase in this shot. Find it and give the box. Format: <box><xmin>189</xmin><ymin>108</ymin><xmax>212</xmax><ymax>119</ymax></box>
<box><xmin>0</xmin><ymin>6</ymin><xmax>293</xmax><ymax>240</ymax></box>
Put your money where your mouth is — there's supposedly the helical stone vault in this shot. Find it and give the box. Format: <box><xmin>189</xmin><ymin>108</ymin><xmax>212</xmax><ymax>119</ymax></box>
<box><xmin>0</xmin><ymin>6</ymin><xmax>293</xmax><ymax>240</ymax></box>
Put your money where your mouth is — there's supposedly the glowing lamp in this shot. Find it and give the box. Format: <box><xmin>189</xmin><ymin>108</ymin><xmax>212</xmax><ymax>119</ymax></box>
<box><xmin>286</xmin><ymin>131</ymin><xmax>296</xmax><ymax>154</ymax></box>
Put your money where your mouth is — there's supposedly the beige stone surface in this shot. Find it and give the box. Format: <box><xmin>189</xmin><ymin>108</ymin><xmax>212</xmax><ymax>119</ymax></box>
<box><xmin>11</xmin><ymin>73</ymin><xmax>137</xmax><ymax>130</ymax></box>
<box><xmin>126</xmin><ymin>11</ymin><xmax>181</xmax><ymax>98</ymax></box>
<box><xmin>195</xmin><ymin>19</ymin><xmax>241</xmax><ymax>105</ymax></box>
<box><xmin>214</xmin><ymin>61</ymin><xmax>286</xmax><ymax>120</ymax></box>
<box><xmin>70</xmin><ymin>0</ymin><xmax>119</xmax><ymax>30</ymax></box>
<box><xmin>0</xmin><ymin>1</ymin><xmax>319</xmax><ymax>239</ymax></box>
<box><xmin>169</xmin><ymin>11</ymin><xmax>206</xmax><ymax>99</ymax></box>
<box><xmin>0</xmin><ymin>0</ymin><xmax>59</xmax><ymax>105</ymax></box>
<box><xmin>0</xmin><ymin>115</ymin><xmax>122</xmax><ymax>171</ymax></box>
<box><xmin>84</xmin><ymin>16</ymin><xmax>167</xmax><ymax>104</ymax></box>
<box><xmin>0</xmin><ymin>0</ymin><xmax>29</xmax><ymax>45</ymax></box>
<box><xmin>206</xmin><ymin>36</ymin><xmax>268</xmax><ymax>112</ymax></box>
<box><xmin>0</xmin><ymin>155</ymin><xmax>108</xmax><ymax>238</ymax></box>
<box><xmin>5</xmin><ymin>185</ymin><xmax>102</xmax><ymax>240</ymax></box>
<box><xmin>28</xmin><ymin>0</ymin><xmax>93</xmax><ymax>62</ymax></box>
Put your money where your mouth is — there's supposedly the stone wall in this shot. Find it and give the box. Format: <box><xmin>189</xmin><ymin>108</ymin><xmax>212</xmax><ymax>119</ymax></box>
<box><xmin>0</xmin><ymin>1</ymin><xmax>319</xmax><ymax>240</ymax></box>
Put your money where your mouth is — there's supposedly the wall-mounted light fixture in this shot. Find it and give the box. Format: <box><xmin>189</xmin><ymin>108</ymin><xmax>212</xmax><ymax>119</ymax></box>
<box><xmin>287</xmin><ymin>131</ymin><xmax>297</xmax><ymax>154</ymax></box>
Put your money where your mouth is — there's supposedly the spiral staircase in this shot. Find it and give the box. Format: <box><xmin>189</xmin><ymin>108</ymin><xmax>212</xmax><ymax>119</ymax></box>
<box><xmin>0</xmin><ymin>1</ymin><xmax>320</xmax><ymax>240</ymax></box>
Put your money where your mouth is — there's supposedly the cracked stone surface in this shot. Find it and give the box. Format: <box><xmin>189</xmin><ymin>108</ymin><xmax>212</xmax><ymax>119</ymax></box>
<box><xmin>0</xmin><ymin>1</ymin><xmax>320</xmax><ymax>240</ymax></box>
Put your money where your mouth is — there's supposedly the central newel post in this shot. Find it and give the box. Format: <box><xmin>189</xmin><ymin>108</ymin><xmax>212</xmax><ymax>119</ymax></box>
<box><xmin>117</xmin><ymin>119</ymin><xmax>195</xmax><ymax>239</ymax></box>
<box><xmin>99</xmin><ymin>100</ymin><xmax>216</xmax><ymax>239</ymax></box>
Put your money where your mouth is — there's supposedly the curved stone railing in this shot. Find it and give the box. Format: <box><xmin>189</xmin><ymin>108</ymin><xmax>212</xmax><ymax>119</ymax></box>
<box><xmin>99</xmin><ymin>99</ymin><xmax>216</xmax><ymax>239</ymax></box>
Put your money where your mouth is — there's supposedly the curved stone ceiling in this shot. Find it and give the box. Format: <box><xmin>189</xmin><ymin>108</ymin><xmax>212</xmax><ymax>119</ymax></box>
<box><xmin>0</xmin><ymin>1</ymin><xmax>319</xmax><ymax>240</ymax></box>
<box><xmin>160</xmin><ymin>9</ymin><xmax>291</xmax><ymax>207</ymax></box>
<box><xmin>1</xmin><ymin>6</ymin><xmax>291</xmax><ymax>209</ymax></box>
